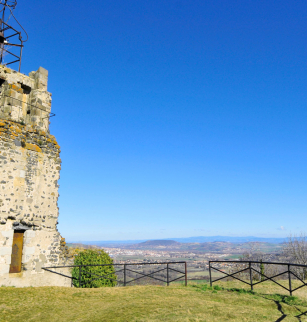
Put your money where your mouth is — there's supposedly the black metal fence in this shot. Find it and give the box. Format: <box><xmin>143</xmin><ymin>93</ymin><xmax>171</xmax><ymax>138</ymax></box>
<box><xmin>42</xmin><ymin>261</ymin><xmax>187</xmax><ymax>288</ymax></box>
<box><xmin>209</xmin><ymin>260</ymin><xmax>307</xmax><ymax>296</ymax></box>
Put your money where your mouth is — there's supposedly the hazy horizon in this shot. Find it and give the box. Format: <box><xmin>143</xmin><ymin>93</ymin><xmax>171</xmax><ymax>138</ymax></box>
<box><xmin>69</xmin><ymin>235</ymin><xmax>288</xmax><ymax>244</ymax></box>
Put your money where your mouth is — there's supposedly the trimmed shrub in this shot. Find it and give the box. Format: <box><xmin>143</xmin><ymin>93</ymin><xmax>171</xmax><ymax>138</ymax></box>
<box><xmin>72</xmin><ymin>249</ymin><xmax>117</xmax><ymax>288</ymax></box>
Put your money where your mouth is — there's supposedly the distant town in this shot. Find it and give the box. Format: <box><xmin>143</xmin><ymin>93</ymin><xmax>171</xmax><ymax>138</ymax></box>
<box><xmin>67</xmin><ymin>239</ymin><xmax>283</xmax><ymax>280</ymax></box>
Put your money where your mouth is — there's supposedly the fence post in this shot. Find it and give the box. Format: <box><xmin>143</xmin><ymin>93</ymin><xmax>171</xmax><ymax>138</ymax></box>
<box><xmin>288</xmin><ymin>264</ymin><xmax>292</xmax><ymax>296</ymax></box>
<box><xmin>185</xmin><ymin>262</ymin><xmax>187</xmax><ymax>286</ymax></box>
<box><xmin>124</xmin><ymin>264</ymin><xmax>126</xmax><ymax>287</ymax></box>
<box><xmin>209</xmin><ymin>262</ymin><xmax>212</xmax><ymax>287</ymax></box>
<box><xmin>79</xmin><ymin>265</ymin><xmax>81</xmax><ymax>288</ymax></box>
<box><xmin>260</xmin><ymin>260</ymin><xmax>265</xmax><ymax>281</ymax></box>
<box><xmin>249</xmin><ymin>262</ymin><xmax>253</xmax><ymax>291</ymax></box>
<box><xmin>167</xmin><ymin>263</ymin><xmax>169</xmax><ymax>286</ymax></box>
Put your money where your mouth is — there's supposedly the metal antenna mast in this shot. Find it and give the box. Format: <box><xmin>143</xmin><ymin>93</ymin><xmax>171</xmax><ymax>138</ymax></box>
<box><xmin>0</xmin><ymin>0</ymin><xmax>27</xmax><ymax>72</ymax></box>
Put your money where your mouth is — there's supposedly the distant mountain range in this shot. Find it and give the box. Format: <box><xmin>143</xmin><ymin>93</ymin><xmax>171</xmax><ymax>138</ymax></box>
<box><xmin>76</xmin><ymin>236</ymin><xmax>287</xmax><ymax>246</ymax></box>
<box><xmin>138</xmin><ymin>240</ymin><xmax>180</xmax><ymax>247</ymax></box>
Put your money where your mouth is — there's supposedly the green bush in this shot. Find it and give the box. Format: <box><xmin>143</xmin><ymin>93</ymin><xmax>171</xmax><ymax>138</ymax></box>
<box><xmin>72</xmin><ymin>249</ymin><xmax>117</xmax><ymax>288</ymax></box>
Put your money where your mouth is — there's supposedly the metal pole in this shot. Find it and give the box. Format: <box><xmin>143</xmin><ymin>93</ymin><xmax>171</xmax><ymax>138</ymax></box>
<box><xmin>124</xmin><ymin>264</ymin><xmax>126</xmax><ymax>287</ymax></box>
<box><xmin>209</xmin><ymin>261</ymin><xmax>212</xmax><ymax>287</ymax></box>
<box><xmin>185</xmin><ymin>262</ymin><xmax>187</xmax><ymax>286</ymax></box>
<box><xmin>18</xmin><ymin>42</ymin><xmax>23</xmax><ymax>72</ymax></box>
<box><xmin>0</xmin><ymin>3</ymin><xmax>5</xmax><ymax>65</ymax></box>
<box><xmin>288</xmin><ymin>264</ymin><xmax>292</xmax><ymax>296</ymax></box>
<box><xmin>79</xmin><ymin>266</ymin><xmax>82</xmax><ymax>287</ymax></box>
<box><xmin>167</xmin><ymin>263</ymin><xmax>169</xmax><ymax>286</ymax></box>
<box><xmin>249</xmin><ymin>262</ymin><xmax>253</xmax><ymax>291</ymax></box>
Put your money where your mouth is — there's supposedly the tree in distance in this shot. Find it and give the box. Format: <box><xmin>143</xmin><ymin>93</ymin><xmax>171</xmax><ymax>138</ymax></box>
<box><xmin>72</xmin><ymin>249</ymin><xmax>117</xmax><ymax>288</ymax></box>
<box><xmin>240</xmin><ymin>242</ymin><xmax>266</xmax><ymax>281</ymax></box>
<box><xmin>283</xmin><ymin>233</ymin><xmax>307</xmax><ymax>280</ymax></box>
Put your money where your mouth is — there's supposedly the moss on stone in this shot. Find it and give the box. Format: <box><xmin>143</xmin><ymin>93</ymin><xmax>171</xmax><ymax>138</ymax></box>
<box><xmin>25</xmin><ymin>143</ymin><xmax>42</xmax><ymax>153</ymax></box>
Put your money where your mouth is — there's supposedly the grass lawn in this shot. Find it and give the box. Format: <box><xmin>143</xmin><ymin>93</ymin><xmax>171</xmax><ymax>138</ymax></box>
<box><xmin>1</xmin><ymin>281</ymin><xmax>307</xmax><ymax>321</ymax></box>
<box><xmin>188</xmin><ymin>270</ymin><xmax>222</xmax><ymax>279</ymax></box>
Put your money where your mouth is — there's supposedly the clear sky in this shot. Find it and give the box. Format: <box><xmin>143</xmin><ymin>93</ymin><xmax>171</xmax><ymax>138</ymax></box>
<box><xmin>12</xmin><ymin>0</ymin><xmax>307</xmax><ymax>241</ymax></box>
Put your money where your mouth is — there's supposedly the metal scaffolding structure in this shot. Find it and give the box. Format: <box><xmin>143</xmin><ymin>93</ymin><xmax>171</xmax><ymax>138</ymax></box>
<box><xmin>0</xmin><ymin>0</ymin><xmax>27</xmax><ymax>71</ymax></box>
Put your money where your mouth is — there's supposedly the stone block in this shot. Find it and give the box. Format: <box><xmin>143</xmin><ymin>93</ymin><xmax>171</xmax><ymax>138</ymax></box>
<box><xmin>25</xmin><ymin>230</ymin><xmax>35</xmax><ymax>238</ymax></box>
<box><xmin>1</xmin><ymin>230</ymin><xmax>13</xmax><ymax>239</ymax></box>
<box><xmin>5</xmin><ymin>239</ymin><xmax>13</xmax><ymax>248</ymax></box>
<box><xmin>0</xmin><ymin>247</ymin><xmax>11</xmax><ymax>255</ymax></box>
<box><xmin>0</xmin><ymin>264</ymin><xmax>9</xmax><ymax>275</ymax></box>
<box><xmin>22</xmin><ymin>246</ymin><xmax>35</xmax><ymax>264</ymax></box>
<box><xmin>25</xmin><ymin>143</ymin><xmax>42</xmax><ymax>153</ymax></box>
<box><xmin>23</xmin><ymin>246</ymin><xmax>35</xmax><ymax>256</ymax></box>
<box><xmin>37</xmin><ymin>67</ymin><xmax>48</xmax><ymax>77</ymax></box>
<box><xmin>4</xmin><ymin>254</ymin><xmax>11</xmax><ymax>265</ymax></box>
<box><xmin>14</xmin><ymin>139</ymin><xmax>21</xmax><ymax>147</ymax></box>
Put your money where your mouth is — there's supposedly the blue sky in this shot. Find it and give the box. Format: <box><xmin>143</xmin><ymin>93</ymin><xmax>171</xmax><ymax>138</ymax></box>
<box><xmin>11</xmin><ymin>0</ymin><xmax>307</xmax><ymax>241</ymax></box>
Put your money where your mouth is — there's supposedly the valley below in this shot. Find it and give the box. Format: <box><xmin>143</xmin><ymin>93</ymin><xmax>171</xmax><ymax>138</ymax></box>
<box><xmin>68</xmin><ymin>239</ymin><xmax>284</xmax><ymax>281</ymax></box>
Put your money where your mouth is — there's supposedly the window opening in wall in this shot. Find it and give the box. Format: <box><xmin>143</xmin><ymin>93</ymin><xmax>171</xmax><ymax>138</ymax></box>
<box><xmin>20</xmin><ymin>84</ymin><xmax>31</xmax><ymax>94</ymax></box>
<box><xmin>9</xmin><ymin>230</ymin><xmax>25</xmax><ymax>273</ymax></box>
<box><xmin>0</xmin><ymin>78</ymin><xmax>5</xmax><ymax>94</ymax></box>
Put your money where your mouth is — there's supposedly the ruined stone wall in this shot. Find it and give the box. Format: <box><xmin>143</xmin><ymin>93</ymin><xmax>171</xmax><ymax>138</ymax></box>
<box><xmin>0</xmin><ymin>65</ymin><xmax>72</xmax><ymax>287</ymax></box>
<box><xmin>0</xmin><ymin>66</ymin><xmax>51</xmax><ymax>132</ymax></box>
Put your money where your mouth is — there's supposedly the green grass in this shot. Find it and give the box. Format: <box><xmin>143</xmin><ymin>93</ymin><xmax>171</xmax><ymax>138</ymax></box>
<box><xmin>188</xmin><ymin>270</ymin><xmax>222</xmax><ymax>278</ymax></box>
<box><xmin>1</xmin><ymin>281</ymin><xmax>307</xmax><ymax>321</ymax></box>
<box><xmin>224</xmin><ymin>254</ymin><xmax>241</xmax><ymax>260</ymax></box>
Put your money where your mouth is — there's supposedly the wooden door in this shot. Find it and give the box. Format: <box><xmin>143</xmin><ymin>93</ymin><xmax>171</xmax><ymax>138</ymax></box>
<box><xmin>9</xmin><ymin>231</ymin><xmax>24</xmax><ymax>273</ymax></box>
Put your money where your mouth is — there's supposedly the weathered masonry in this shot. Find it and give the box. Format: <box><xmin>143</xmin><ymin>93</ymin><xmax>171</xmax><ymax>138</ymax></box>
<box><xmin>0</xmin><ymin>65</ymin><xmax>71</xmax><ymax>286</ymax></box>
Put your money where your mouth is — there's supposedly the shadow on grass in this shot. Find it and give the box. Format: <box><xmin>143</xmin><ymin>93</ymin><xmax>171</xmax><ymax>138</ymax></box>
<box><xmin>258</xmin><ymin>294</ymin><xmax>307</xmax><ymax>322</ymax></box>
<box><xmin>189</xmin><ymin>283</ymin><xmax>307</xmax><ymax>322</ymax></box>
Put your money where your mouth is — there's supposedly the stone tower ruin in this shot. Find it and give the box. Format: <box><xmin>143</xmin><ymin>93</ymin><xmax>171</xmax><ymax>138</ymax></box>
<box><xmin>0</xmin><ymin>65</ymin><xmax>71</xmax><ymax>286</ymax></box>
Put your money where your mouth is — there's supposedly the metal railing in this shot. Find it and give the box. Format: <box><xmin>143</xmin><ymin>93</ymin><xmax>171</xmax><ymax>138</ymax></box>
<box><xmin>0</xmin><ymin>94</ymin><xmax>55</xmax><ymax>130</ymax></box>
<box><xmin>2</xmin><ymin>94</ymin><xmax>54</xmax><ymax>113</ymax></box>
<box><xmin>42</xmin><ymin>261</ymin><xmax>187</xmax><ymax>288</ymax></box>
<box><xmin>209</xmin><ymin>260</ymin><xmax>307</xmax><ymax>296</ymax></box>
